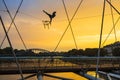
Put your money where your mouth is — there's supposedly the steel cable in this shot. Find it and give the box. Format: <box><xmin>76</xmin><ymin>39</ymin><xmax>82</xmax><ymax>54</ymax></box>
<box><xmin>0</xmin><ymin>0</ymin><xmax>27</xmax><ymax>50</ymax></box>
<box><xmin>0</xmin><ymin>16</ymin><xmax>24</xmax><ymax>80</ymax></box>
<box><xmin>95</xmin><ymin>0</ymin><xmax>106</xmax><ymax>79</ymax></box>
<box><xmin>62</xmin><ymin>0</ymin><xmax>78</xmax><ymax>49</ymax></box>
<box><xmin>54</xmin><ymin>0</ymin><xmax>83</xmax><ymax>51</ymax></box>
<box><xmin>110</xmin><ymin>0</ymin><xmax>117</xmax><ymax>42</ymax></box>
<box><xmin>1</xmin><ymin>0</ymin><xmax>24</xmax><ymax>79</ymax></box>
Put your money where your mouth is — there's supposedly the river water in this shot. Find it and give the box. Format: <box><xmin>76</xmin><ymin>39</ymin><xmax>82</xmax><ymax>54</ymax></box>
<box><xmin>0</xmin><ymin>72</ymin><xmax>96</xmax><ymax>80</ymax></box>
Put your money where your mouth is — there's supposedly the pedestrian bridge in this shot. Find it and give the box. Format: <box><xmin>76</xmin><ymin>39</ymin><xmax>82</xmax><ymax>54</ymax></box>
<box><xmin>0</xmin><ymin>56</ymin><xmax>120</xmax><ymax>74</ymax></box>
<box><xmin>27</xmin><ymin>48</ymin><xmax>50</xmax><ymax>54</ymax></box>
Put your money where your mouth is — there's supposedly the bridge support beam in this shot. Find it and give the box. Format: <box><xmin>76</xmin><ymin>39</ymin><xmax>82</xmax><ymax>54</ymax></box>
<box><xmin>37</xmin><ymin>72</ymin><xmax>43</xmax><ymax>80</ymax></box>
<box><xmin>75</xmin><ymin>72</ymin><xmax>100</xmax><ymax>80</ymax></box>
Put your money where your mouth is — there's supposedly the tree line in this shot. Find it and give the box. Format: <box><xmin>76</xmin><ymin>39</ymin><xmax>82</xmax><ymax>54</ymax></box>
<box><xmin>0</xmin><ymin>46</ymin><xmax>120</xmax><ymax>56</ymax></box>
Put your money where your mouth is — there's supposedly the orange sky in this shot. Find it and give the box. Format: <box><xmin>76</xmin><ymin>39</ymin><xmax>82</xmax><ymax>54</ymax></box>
<box><xmin>0</xmin><ymin>0</ymin><xmax>120</xmax><ymax>51</ymax></box>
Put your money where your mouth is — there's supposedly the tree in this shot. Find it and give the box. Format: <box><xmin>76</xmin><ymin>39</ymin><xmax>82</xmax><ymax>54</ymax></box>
<box><xmin>67</xmin><ymin>49</ymin><xmax>83</xmax><ymax>56</ymax></box>
<box><xmin>84</xmin><ymin>48</ymin><xmax>98</xmax><ymax>56</ymax></box>
<box><xmin>100</xmin><ymin>48</ymin><xmax>108</xmax><ymax>56</ymax></box>
<box><xmin>112</xmin><ymin>48</ymin><xmax>120</xmax><ymax>56</ymax></box>
<box><xmin>3</xmin><ymin>47</ymin><xmax>12</xmax><ymax>54</ymax></box>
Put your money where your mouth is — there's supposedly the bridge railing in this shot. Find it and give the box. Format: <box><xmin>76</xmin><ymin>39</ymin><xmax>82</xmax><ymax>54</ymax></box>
<box><xmin>0</xmin><ymin>56</ymin><xmax>120</xmax><ymax>73</ymax></box>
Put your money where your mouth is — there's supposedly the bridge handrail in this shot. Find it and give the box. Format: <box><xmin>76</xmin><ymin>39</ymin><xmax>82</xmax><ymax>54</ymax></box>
<box><xmin>0</xmin><ymin>56</ymin><xmax>120</xmax><ymax>59</ymax></box>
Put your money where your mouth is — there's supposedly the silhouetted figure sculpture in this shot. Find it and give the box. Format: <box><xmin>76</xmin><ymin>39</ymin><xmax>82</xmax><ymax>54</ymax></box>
<box><xmin>43</xmin><ymin>10</ymin><xmax>56</xmax><ymax>25</ymax></box>
<box><xmin>42</xmin><ymin>20</ymin><xmax>50</xmax><ymax>29</ymax></box>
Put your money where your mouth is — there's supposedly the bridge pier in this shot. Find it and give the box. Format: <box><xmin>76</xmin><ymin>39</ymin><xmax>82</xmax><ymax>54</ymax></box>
<box><xmin>37</xmin><ymin>71</ymin><xmax>43</xmax><ymax>80</ymax></box>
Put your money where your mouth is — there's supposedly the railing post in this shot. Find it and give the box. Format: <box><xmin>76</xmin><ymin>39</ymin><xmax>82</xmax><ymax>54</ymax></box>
<box><xmin>37</xmin><ymin>71</ymin><xmax>43</xmax><ymax>80</ymax></box>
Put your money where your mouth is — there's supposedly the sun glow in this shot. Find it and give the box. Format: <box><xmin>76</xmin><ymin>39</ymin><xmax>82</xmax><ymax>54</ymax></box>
<box><xmin>0</xmin><ymin>0</ymin><xmax>120</xmax><ymax>51</ymax></box>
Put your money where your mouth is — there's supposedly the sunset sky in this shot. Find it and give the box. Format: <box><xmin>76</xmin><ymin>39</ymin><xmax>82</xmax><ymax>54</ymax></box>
<box><xmin>0</xmin><ymin>0</ymin><xmax>120</xmax><ymax>51</ymax></box>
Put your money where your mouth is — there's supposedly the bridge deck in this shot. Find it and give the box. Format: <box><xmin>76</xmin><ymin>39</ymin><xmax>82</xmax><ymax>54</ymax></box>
<box><xmin>0</xmin><ymin>56</ymin><xmax>120</xmax><ymax>74</ymax></box>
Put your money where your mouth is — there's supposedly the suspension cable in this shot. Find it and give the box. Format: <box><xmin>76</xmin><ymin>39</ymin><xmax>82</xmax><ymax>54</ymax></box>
<box><xmin>102</xmin><ymin>0</ymin><xmax>120</xmax><ymax>46</ymax></box>
<box><xmin>95</xmin><ymin>0</ymin><xmax>106</xmax><ymax>79</ymax></box>
<box><xmin>62</xmin><ymin>0</ymin><xmax>78</xmax><ymax>49</ymax></box>
<box><xmin>2</xmin><ymin>9</ymin><xmax>116</xmax><ymax>25</ymax></box>
<box><xmin>1</xmin><ymin>0</ymin><xmax>27</xmax><ymax>50</ymax></box>
<box><xmin>106</xmin><ymin>0</ymin><xmax>120</xmax><ymax>15</ymax></box>
<box><xmin>110</xmin><ymin>0</ymin><xmax>117</xmax><ymax>42</ymax></box>
<box><xmin>0</xmin><ymin>16</ymin><xmax>24</xmax><ymax>80</ymax></box>
<box><xmin>102</xmin><ymin>16</ymin><xmax>120</xmax><ymax>46</ymax></box>
<box><xmin>1</xmin><ymin>0</ymin><xmax>24</xmax><ymax>79</ymax></box>
<box><xmin>54</xmin><ymin>0</ymin><xmax>83</xmax><ymax>51</ymax></box>
<box><xmin>19</xmin><ymin>11</ymin><xmax>41</xmax><ymax>20</ymax></box>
